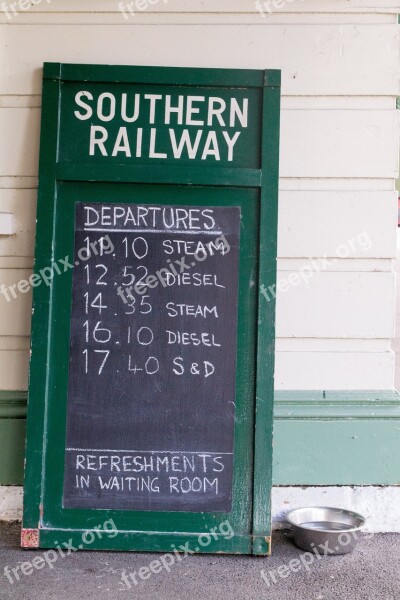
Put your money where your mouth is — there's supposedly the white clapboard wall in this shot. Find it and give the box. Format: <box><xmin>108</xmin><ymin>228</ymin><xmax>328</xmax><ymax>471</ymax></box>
<box><xmin>0</xmin><ymin>0</ymin><xmax>399</xmax><ymax>391</ymax></box>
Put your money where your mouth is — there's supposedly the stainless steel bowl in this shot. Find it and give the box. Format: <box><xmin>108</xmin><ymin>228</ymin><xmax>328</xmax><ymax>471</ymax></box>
<box><xmin>286</xmin><ymin>506</ymin><xmax>366</xmax><ymax>555</ymax></box>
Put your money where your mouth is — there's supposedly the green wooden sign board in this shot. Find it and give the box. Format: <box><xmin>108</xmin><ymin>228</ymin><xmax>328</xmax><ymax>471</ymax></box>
<box><xmin>22</xmin><ymin>63</ymin><xmax>281</xmax><ymax>556</ymax></box>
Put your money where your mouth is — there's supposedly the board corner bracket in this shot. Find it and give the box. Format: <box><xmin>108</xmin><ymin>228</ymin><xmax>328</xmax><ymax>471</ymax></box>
<box><xmin>21</xmin><ymin>528</ymin><xmax>39</xmax><ymax>549</ymax></box>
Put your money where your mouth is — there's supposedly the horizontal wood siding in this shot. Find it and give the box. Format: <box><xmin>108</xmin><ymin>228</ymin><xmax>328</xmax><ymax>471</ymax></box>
<box><xmin>0</xmin><ymin>0</ymin><xmax>399</xmax><ymax>484</ymax></box>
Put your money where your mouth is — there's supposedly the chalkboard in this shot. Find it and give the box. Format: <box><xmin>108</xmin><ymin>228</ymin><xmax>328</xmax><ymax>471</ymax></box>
<box><xmin>63</xmin><ymin>202</ymin><xmax>241</xmax><ymax>512</ymax></box>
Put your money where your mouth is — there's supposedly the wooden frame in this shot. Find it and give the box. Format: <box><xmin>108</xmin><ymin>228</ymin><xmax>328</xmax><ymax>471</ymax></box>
<box><xmin>22</xmin><ymin>63</ymin><xmax>281</xmax><ymax>555</ymax></box>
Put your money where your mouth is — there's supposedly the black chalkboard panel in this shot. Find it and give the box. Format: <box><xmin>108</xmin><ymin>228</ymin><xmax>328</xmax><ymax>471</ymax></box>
<box><xmin>63</xmin><ymin>202</ymin><xmax>240</xmax><ymax>512</ymax></box>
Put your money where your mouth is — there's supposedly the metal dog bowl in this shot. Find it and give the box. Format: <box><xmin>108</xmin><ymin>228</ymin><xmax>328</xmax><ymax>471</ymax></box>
<box><xmin>286</xmin><ymin>506</ymin><xmax>366</xmax><ymax>555</ymax></box>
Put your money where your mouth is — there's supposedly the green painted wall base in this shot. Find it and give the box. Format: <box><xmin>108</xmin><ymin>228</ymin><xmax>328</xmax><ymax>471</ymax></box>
<box><xmin>0</xmin><ymin>392</ymin><xmax>27</xmax><ymax>485</ymax></box>
<box><xmin>1</xmin><ymin>390</ymin><xmax>399</xmax><ymax>486</ymax></box>
<box><xmin>273</xmin><ymin>390</ymin><xmax>400</xmax><ymax>485</ymax></box>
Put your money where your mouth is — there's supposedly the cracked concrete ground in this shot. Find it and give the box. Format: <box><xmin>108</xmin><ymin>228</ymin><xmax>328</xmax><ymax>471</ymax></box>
<box><xmin>1</xmin><ymin>522</ymin><xmax>399</xmax><ymax>600</ymax></box>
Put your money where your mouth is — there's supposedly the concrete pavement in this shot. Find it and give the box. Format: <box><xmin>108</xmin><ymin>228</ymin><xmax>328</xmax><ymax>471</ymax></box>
<box><xmin>1</xmin><ymin>522</ymin><xmax>399</xmax><ymax>600</ymax></box>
